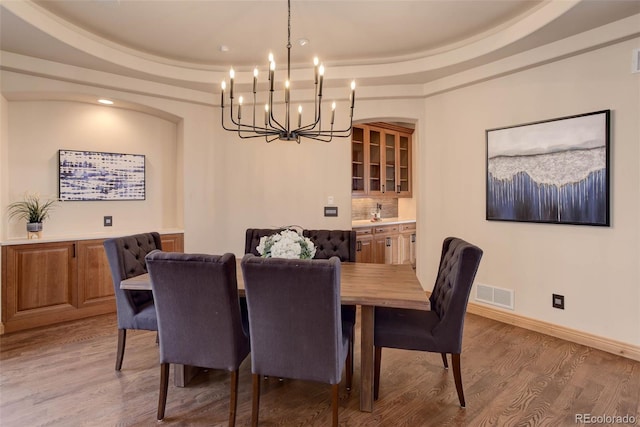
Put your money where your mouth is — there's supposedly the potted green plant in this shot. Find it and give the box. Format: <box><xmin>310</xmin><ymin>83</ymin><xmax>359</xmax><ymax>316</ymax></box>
<box><xmin>7</xmin><ymin>193</ymin><xmax>58</xmax><ymax>233</ymax></box>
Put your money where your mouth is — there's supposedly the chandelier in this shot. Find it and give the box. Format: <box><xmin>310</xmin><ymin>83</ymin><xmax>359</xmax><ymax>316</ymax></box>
<box><xmin>220</xmin><ymin>0</ymin><xmax>355</xmax><ymax>143</ymax></box>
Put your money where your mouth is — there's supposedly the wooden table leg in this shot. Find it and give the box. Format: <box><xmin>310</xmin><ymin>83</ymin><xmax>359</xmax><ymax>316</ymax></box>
<box><xmin>174</xmin><ymin>364</ymin><xmax>200</xmax><ymax>387</ymax></box>
<box><xmin>360</xmin><ymin>305</ymin><xmax>374</xmax><ymax>412</ymax></box>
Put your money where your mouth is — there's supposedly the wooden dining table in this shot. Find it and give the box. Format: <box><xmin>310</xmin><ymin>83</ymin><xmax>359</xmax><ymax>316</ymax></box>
<box><xmin>121</xmin><ymin>260</ymin><xmax>429</xmax><ymax>413</ymax></box>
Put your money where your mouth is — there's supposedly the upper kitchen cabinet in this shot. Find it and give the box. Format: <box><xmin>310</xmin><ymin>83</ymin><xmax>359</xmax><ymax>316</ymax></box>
<box><xmin>351</xmin><ymin>123</ymin><xmax>413</xmax><ymax>198</ymax></box>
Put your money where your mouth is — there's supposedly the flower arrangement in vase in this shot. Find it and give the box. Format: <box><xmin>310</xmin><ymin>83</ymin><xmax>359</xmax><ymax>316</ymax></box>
<box><xmin>257</xmin><ymin>229</ymin><xmax>316</xmax><ymax>259</ymax></box>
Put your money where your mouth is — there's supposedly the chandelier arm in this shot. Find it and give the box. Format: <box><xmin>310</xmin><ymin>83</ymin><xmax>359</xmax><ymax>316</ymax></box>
<box><xmin>236</xmin><ymin>129</ymin><xmax>280</xmax><ymax>137</ymax></box>
<box><xmin>297</xmin><ymin>132</ymin><xmax>334</xmax><ymax>142</ymax></box>
<box><xmin>299</xmin><ymin>124</ymin><xmax>353</xmax><ymax>138</ymax></box>
<box><xmin>221</xmin><ymin>106</ymin><xmax>241</xmax><ymax>132</ymax></box>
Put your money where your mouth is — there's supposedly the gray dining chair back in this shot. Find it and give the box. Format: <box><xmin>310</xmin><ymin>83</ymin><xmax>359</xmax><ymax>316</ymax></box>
<box><xmin>374</xmin><ymin>236</ymin><xmax>483</xmax><ymax>407</ymax></box>
<box><xmin>303</xmin><ymin>229</ymin><xmax>357</xmax><ymax>382</ymax></box>
<box><xmin>241</xmin><ymin>254</ymin><xmax>352</xmax><ymax>427</ymax></box>
<box><xmin>103</xmin><ymin>232</ymin><xmax>162</xmax><ymax>370</ymax></box>
<box><xmin>146</xmin><ymin>251</ymin><xmax>250</xmax><ymax>426</ymax></box>
<box><xmin>302</xmin><ymin>229</ymin><xmax>356</xmax><ymax>262</ymax></box>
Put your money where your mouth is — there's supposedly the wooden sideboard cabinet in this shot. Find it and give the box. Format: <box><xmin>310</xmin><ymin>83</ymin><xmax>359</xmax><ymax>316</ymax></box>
<box><xmin>1</xmin><ymin>232</ymin><xmax>184</xmax><ymax>333</ymax></box>
<box><xmin>351</xmin><ymin>122</ymin><xmax>413</xmax><ymax>198</ymax></box>
<box><xmin>355</xmin><ymin>222</ymin><xmax>415</xmax><ymax>265</ymax></box>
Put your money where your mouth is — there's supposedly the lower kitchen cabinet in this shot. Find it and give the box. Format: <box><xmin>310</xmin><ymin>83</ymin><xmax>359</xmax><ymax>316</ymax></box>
<box><xmin>355</xmin><ymin>222</ymin><xmax>415</xmax><ymax>265</ymax></box>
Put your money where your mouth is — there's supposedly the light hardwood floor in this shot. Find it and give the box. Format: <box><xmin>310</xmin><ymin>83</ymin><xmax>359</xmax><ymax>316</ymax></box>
<box><xmin>1</xmin><ymin>312</ymin><xmax>639</xmax><ymax>426</ymax></box>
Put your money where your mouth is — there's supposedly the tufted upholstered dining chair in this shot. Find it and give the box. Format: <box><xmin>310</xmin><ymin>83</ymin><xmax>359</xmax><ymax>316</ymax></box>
<box><xmin>303</xmin><ymin>229</ymin><xmax>357</xmax><ymax>386</ymax></box>
<box><xmin>373</xmin><ymin>237</ymin><xmax>483</xmax><ymax>407</ymax></box>
<box><xmin>241</xmin><ymin>254</ymin><xmax>352</xmax><ymax>427</ymax></box>
<box><xmin>103</xmin><ymin>232</ymin><xmax>162</xmax><ymax>371</ymax></box>
<box><xmin>146</xmin><ymin>251</ymin><xmax>250</xmax><ymax>425</ymax></box>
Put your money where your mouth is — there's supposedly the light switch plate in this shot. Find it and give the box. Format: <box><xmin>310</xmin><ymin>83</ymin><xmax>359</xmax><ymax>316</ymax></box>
<box><xmin>324</xmin><ymin>206</ymin><xmax>338</xmax><ymax>217</ymax></box>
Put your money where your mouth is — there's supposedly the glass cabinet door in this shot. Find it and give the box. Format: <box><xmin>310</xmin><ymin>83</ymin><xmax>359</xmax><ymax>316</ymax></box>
<box><xmin>368</xmin><ymin>130</ymin><xmax>381</xmax><ymax>193</ymax></box>
<box><xmin>398</xmin><ymin>133</ymin><xmax>410</xmax><ymax>194</ymax></box>
<box><xmin>384</xmin><ymin>132</ymin><xmax>396</xmax><ymax>194</ymax></box>
<box><xmin>351</xmin><ymin>126</ymin><xmax>365</xmax><ymax>194</ymax></box>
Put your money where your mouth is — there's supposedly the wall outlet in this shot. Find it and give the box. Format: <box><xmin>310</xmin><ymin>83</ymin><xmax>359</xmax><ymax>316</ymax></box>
<box><xmin>104</xmin><ymin>216</ymin><xmax>113</xmax><ymax>227</ymax></box>
<box><xmin>552</xmin><ymin>293</ymin><xmax>564</xmax><ymax>310</ymax></box>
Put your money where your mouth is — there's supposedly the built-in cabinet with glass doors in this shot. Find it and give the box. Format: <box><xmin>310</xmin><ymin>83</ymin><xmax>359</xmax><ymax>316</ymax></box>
<box><xmin>351</xmin><ymin>123</ymin><xmax>413</xmax><ymax>198</ymax></box>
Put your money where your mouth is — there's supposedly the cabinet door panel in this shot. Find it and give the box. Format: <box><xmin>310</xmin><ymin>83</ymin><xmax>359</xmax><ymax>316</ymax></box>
<box><xmin>385</xmin><ymin>132</ymin><xmax>397</xmax><ymax>194</ymax></box>
<box><xmin>352</xmin><ymin>126</ymin><xmax>366</xmax><ymax>195</ymax></box>
<box><xmin>161</xmin><ymin>233</ymin><xmax>185</xmax><ymax>252</ymax></box>
<box><xmin>77</xmin><ymin>240</ymin><xmax>114</xmax><ymax>307</ymax></box>
<box><xmin>398</xmin><ymin>134</ymin><xmax>411</xmax><ymax>195</ymax></box>
<box><xmin>369</xmin><ymin>129</ymin><xmax>382</xmax><ymax>193</ymax></box>
<box><xmin>3</xmin><ymin>242</ymin><xmax>77</xmax><ymax>320</ymax></box>
<box><xmin>356</xmin><ymin>234</ymin><xmax>373</xmax><ymax>263</ymax></box>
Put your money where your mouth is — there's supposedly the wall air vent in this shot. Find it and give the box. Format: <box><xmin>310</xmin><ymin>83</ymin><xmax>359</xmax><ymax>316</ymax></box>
<box><xmin>475</xmin><ymin>283</ymin><xmax>514</xmax><ymax>310</ymax></box>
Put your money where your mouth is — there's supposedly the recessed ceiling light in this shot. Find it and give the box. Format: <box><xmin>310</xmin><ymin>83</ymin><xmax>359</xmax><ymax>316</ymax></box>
<box><xmin>219</xmin><ymin>45</ymin><xmax>230</xmax><ymax>52</ymax></box>
<box><xmin>98</xmin><ymin>99</ymin><xmax>114</xmax><ymax>105</ymax></box>
<box><xmin>298</xmin><ymin>38</ymin><xmax>309</xmax><ymax>47</ymax></box>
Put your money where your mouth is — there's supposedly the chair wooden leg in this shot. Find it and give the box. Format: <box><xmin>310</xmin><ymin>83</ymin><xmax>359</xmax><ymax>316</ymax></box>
<box><xmin>115</xmin><ymin>329</ymin><xmax>126</xmax><ymax>371</ymax></box>
<box><xmin>373</xmin><ymin>346</ymin><xmax>382</xmax><ymax>401</ymax></box>
<box><xmin>441</xmin><ymin>352</ymin><xmax>448</xmax><ymax>369</ymax></box>
<box><xmin>331</xmin><ymin>383</ymin><xmax>339</xmax><ymax>427</ymax></box>
<box><xmin>157</xmin><ymin>363</ymin><xmax>170</xmax><ymax>420</ymax></box>
<box><xmin>451</xmin><ymin>353</ymin><xmax>465</xmax><ymax>407</ymax></box>
<box><xmin>228</xmin><ymin>369</ymin><xmax>239</xmax><ymax>427</ymax></box>
<box><xmin>251</xmin><ymin>373</ymin><xmax>260</xmax><ymax>427</ymax></box>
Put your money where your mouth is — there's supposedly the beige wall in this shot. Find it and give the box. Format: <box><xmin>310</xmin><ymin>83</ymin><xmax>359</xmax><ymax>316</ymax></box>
<box><xmin>418</xmin><ymin>38</ymin><xmax>640</xmax><ymax>345</ymax></box>
<box><xmin>4</xmin><ymin>100</ymin><xmax>180</xmax><ymax>240</ymax></box>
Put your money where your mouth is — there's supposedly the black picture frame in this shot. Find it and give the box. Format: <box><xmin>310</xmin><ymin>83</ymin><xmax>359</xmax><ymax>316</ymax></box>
<box><xmin>58</xmin><ymin>149</ymin><xmax>146</xmax><ymax>201</ymax></box>
<box><xmin>486</xmin><ymin>110</ymin><xmax>610</xmax><ymax>226</ymax></box>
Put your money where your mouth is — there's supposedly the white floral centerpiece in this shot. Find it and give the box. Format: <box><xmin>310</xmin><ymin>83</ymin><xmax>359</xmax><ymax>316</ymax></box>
<box><xmin>257</xmin><ymin>229</ymin><xmax>316</xmax><ymax>259</ymax></box>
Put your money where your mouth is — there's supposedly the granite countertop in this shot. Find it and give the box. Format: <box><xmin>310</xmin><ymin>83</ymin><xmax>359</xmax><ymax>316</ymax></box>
<box><xmin>351</xmin><ymin>217</ymin><xmax>416</xmax><ymax>228</ymax></box>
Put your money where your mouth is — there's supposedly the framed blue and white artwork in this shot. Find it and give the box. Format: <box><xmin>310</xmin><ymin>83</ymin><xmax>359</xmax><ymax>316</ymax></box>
<box><xmin>486</xmin><ymin>110</ymin><xmax>610</xmax><ymax>226</ymax></box>
<box><xmin>58</xmin><ymin>150</ymin><xmax>146</xmax><ymax>201</ymax></box>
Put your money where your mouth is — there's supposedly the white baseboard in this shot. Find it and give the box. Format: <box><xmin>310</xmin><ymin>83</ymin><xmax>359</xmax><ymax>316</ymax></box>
<box><xmin>467</xmin><ymin>301</ymin><xmax>640</xmax><ymax>362</ymax></box>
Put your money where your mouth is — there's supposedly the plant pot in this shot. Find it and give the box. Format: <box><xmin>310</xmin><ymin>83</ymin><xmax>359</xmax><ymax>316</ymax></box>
<box><xmin>27</xmin><ymin>222</ymin><xmax>43</xmax><ymax>232</ymax></box>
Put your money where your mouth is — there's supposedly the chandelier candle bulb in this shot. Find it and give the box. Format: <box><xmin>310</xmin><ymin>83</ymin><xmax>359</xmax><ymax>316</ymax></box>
<box><xmin>285</xmin><ymin>80</ymin><xmax>290</xmax><ymax>103</ymax></box>
<box><xmin>269</xmin><ymin>60</ymin><xmax>276</xmax><ymax>92</ymax></box>
<box><xmin>264</xmin><ymin>104</ymin><xmax>269</xmax><ymax>125</ymax></box>
<box><xmin>229</xmin><ymin>69</ymin><xmax>235</xmax><ymax>99</ymax></box>
<box><xmin>298</xmin><ymin>105</ymin><xmax>302</xmax><ymax>127</ymax></box>
<box><xmin>331</xmin><ymin>102</ymin><xmax>336</xmax><ymax>124</ymax></box>
<box><xmin>238</xmin><ymin>96</ymin><xmax>243</xmax><ymax>120</ymax></box>
<box><xmin>314</xmin><ymin>57</ymin><xmax>319</xmax><ymax>84</ymax></box>
<box><xmin>318</xmin><ymin>64</ymin><xmax>325</xmax><ymax>97</ymax></box>
<box><xmin>253</xmin><ymin>68</ymin><xmax>258</xmax><ymax>93</ymax></box>
<box><xmin>351</xmin><ymin>81</ymin><xmax>356</xmax><ymax>110</ymax></box>
<box><xmin>220</xmin><ymin>80</ymin><xmax>226</xmax><ymax>107</ymax></box>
